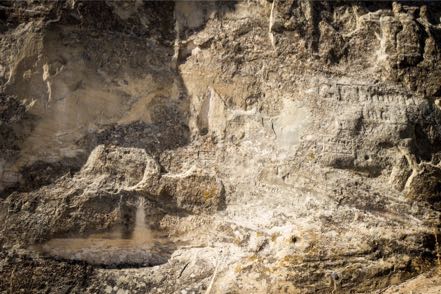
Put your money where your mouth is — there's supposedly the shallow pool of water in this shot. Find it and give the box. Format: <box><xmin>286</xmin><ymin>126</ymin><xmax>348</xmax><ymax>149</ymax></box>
<box><xmin>36</xmin><ymin>199</ymin><xmax>174</xmax><ymax>267</ymax></box>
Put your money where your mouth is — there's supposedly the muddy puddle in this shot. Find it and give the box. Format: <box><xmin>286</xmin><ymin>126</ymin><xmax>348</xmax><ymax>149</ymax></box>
<box><xmin>35</xmin><ymin>199</ymin><xmax>175</xmax><ymax>267</ymax></box>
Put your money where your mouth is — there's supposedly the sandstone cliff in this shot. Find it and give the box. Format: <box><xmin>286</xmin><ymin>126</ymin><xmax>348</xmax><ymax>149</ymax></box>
<box><xmin>1</xmin><ymin>1</ymin><xmax>441</xmax><ymax>293</ymax></box>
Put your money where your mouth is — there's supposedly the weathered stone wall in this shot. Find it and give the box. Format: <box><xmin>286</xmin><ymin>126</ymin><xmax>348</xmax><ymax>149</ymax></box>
<box><xmin>1</xmin><ymin>1</ymin><xmax>441</xmax><ymax>293</ymax></box>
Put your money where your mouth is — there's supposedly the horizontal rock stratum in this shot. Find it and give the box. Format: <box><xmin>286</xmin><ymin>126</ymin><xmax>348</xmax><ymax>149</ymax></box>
<box><xmin>1</xmin><ymin>1</ymin><xmax>441</xmax><ymax>293</ymax></box>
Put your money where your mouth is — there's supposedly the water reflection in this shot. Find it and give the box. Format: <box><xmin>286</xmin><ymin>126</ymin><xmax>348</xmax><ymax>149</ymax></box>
<box><xmin>37</xmin><ymin>198</ymin><xmax>173</xmax><ymax>267</ymax></box>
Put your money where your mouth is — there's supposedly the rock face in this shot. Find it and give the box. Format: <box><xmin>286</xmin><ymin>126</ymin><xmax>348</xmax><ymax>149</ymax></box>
<box><xmin>1</xmin><ymin>1</ymin><xmax>441</xmax><ymax>293</ymax></box>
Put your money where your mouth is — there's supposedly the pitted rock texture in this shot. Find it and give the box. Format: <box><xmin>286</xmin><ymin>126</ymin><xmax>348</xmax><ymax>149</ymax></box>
<box><xmin>1</xmin><ymin>1</ymin><xmax>441</xmax><ymax>293</ymax></box>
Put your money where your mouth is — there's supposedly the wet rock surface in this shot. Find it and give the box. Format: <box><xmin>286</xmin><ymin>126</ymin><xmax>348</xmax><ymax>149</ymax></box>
<box><xmin>38</xmin><ymin>237</ymin><xmax>170</xmax><ymax>267</ymax></box>
<box><xmin>37</xmin><ymin>199</ymin><xmax>175</xmax><ymax>268</ymax></box>
<box><xmin>1</xmin><ymin>1</ymin><xmax>441</xmax><ymax>293</ymax></box>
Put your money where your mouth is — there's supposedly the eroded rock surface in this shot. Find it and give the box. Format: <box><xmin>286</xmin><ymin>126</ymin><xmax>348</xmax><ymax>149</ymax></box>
<box><xmin>1</xmin><ymin>1</ymin><xmax>441</xmax><ymax>293</ymax></box>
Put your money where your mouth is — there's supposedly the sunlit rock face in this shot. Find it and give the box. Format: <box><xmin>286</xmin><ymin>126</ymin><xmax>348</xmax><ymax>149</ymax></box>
<box><xmin>1</xmin><ymin>1</ymin><xmax>441</xmax><ymax>293</ymax></box>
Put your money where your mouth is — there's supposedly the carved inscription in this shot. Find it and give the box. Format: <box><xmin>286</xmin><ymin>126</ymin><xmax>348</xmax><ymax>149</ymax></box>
<box><xmin>302</xmin><ymin>136</ymin><xmax>354</xmax><ymax>156</ymax></box>
<box><xmin>362</xmin><ymin>106</ymin><xmax>407</xmax><ymax>124</ymax></box>
<box><xmin>319</xmin><ymin>137</ymin><xmax>354</xmax><ymax>155</ymax></box>
<box><xmin>314</xmin><ymin>83</ymin><xmax>414</xmax><ymax>126</ymax></box>
<box><xmin>304</xmin><ymin>82</ymin><xmax>418</xmax><ymax>159</ymax></box>
<box><xmin>317</xmin><ymin>83</ymin><xmax>415</xmax><ymax>106</ymax></box>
